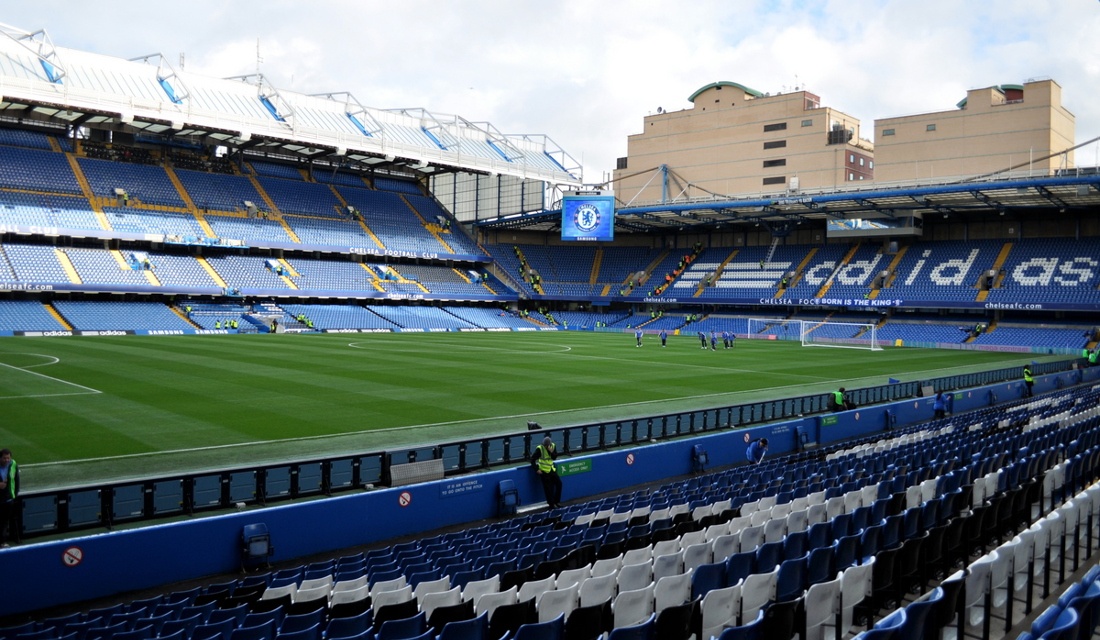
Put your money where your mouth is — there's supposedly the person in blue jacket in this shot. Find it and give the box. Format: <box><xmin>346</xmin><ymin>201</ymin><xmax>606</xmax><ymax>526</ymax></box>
<box><xmin>746</xmin><ymin>438</ymin><xmax>768</xmax><ymax>464</ymax></box>
<box><xmin>635</xmin><ymin>328</ymin><xmax>643</xmax><ymax>347</ymax></box>
<box><xmin>933</xmin><ymin>391</ymin><xmax>948</xmax><ymax>419</ymax></box>
<box><xmin>660</xmin><ymin>329</ymin><xmax>667</xmax><ymax>347</ymax></box>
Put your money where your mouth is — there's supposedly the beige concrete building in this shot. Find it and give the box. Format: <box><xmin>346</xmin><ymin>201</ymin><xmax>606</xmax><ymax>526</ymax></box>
<box><xmin>611</xmin><ymin>81</ymin><xmax>873</xmax><ymax>205</ymax></box>
<box><xmin>873</xmin><ymin>79</ymin><xmax>1075</xmax><ymax>183</ymax></box>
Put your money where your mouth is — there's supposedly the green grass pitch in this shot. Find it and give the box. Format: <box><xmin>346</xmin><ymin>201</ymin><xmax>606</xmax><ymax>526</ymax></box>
<box><xmin>0</xmin><ymin>332</ymin><xmax>1041</xmax><ymax>490</ymax></box>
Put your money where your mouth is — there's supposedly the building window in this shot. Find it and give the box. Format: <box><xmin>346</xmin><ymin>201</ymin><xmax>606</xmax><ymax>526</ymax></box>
<box><xmin>802</xmin><ymin>119</ymin><xmax>813</xmax><ymax>127</ymax></box>
<box><xmin>926</xmin><ymin>124</ymin><xmax>937</xmax><ymax>131</ymax></box>
<box><xmin>616</xmin><ymin>157</ymin><xmax>628</xmax><ymax>170</ymax></box>
<box><xmin>869</xmin><ymin>161</ymin><xmax>874</xmax><ymax>169</ymax></box>
<box><xmin>762</xmin><ymin>176</ymin><xmax>786</xmax><ymax>185</ymax></box>
<box><xmin>849</xmin><ymin>173</ymin><xmax>855</xmax><ymax>180</ymax></box>
<box><xmin>883</xmin><ymin>128</ymin><xmax>895</xmax><ymax>136</ymax></box>
<box><xmin>858</xmin><ymin>158</ymin><xmax>864</xmax><ymax>166</ymax></box>
<box><xmin>850</xmin><ymin>154</ymin><xmax>855</xmax><ymax>163</ymax></box>
<box><xmin>764</xmin><ymin>122</ymin><xmax>787</xmax><ymax>132</ymax></box>
<box><xmin>763</xmin><ymin>159</ymin><xmax>787</xmax><ymax>168</ymax></box>
<box><xmin>763</xmin><ymin>140</ymin><xmax>787</xmax><ymax>150</ymax></box>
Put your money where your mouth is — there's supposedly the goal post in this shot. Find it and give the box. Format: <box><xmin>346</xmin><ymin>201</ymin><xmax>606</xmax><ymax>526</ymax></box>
<box><xmin>746</xmin><ymin>318</ymin><xmax>803</xmax><ymax>341</ymax></box>
<box><xmin>801</xmin><ymin>320</ymin><xmax>882</xmax><ymax>351</ymax></box>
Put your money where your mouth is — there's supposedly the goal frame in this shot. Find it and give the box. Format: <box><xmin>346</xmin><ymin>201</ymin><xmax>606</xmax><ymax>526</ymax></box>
<box><xmin>746</xmin><ymin>318</ymin><xmax>803</xmax><ymax>341</ymax></box>
<box><xmin>801</xmin><ymin>320</ymin><xmax>882</xmax><ymax>351</ymax></box>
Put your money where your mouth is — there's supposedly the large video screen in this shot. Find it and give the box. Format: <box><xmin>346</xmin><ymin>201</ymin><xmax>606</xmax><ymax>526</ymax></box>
<box><xmin>561</xmin><ymin>194</ymin><xmax>615</xmax><ymax>242</ymax></box>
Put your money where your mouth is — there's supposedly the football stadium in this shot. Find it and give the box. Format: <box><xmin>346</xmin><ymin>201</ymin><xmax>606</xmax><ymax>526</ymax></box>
<box><xmin>1</xmin><ymin>17</ymin><xmax>1100</xmax><ymax>640</ymax></box>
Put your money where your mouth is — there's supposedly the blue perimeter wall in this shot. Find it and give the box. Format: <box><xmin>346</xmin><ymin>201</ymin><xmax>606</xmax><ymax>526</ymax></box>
<box><xmin>5</xmin><ymin>367</ymin><xmax>1098</xmax><ymax>618</ymax></box>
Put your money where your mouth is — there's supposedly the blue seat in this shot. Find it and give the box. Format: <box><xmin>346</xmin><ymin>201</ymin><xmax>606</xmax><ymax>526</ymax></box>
<box><xmin>714</xmin><ymin>608</ymin><xmax>765</xmax><ymax>640</ymax></box>
<box><xmin>437</xmin><ymin>612</ymin><xmax>490</xmax><ymax>640</ymax></box>
<box><xmin>691</xmin><ymin>561</ymin><xmax>728</xmax><ymax>600</ymax></box>
<box><xmin>808</xmin><ymin>522</ymin><xmax>832</xmax><ymax>550</ymax></box>
<box><xmin>274</xmin><ymin>623</ymin><xmax>320</xmax><ymax>640</ymax></box>
<box><xmin>607</xmin><ymin>612</ymin><xmax>656</xmax><ymax>640</ymax></box>
<box><xmin>725</xmin><ymin>552</ymin><xmax>755</xmax><ymax>588</ymax></box>
<box><xmin>806</xmin><ymin>546</ymin><xmax>835</xmax><ymax>587</ymax></box>
<box><xmin>833</xmin><ymin>534</ymin><xmax>860</xmax><ymax>572</ymax></box>
<box><xmin>499</xmin><ymin>480</ymin><xmax>520</xmax><ymax>516</ymax></box>
<box><xmin>191</xmin><ymin>618</ymin><xmax>236</xmax><ymax>640</ymax></box>
<box><xmin>862</xmin><ymin>607</ymin><xmax>906</xmax><ymax>640</ymax></box>
<box><xmin>898</xmin><ymin>587</ymin><xmax>941</xmax><ymax>640</ymax></box>
<box><xmin>511</xmin><ymin>613</ymin><xmax>564</xmax><ymax>640</ymax></box>
<box><xmin>375</xmin><ymin>612</ymin><xmax>428</xmax><ymax>640</ymax></box>
<box><xmin>784</xmin><ymin>531</ymin><xmax>808</xmax><ymax>559</ymax></box>
<box><xmin>755</xmin><ymin>541</ymin><xmax>784</xmax><ymax>574</ymax></box>
<box><xmin>324</xmin><ymin>609</ymin><xmax>373</xmax><ymax>640</ymax></box>
<box><xmin>1039</xmin><ymin>607</ymin><xmax>1079</xmax><ymax>640</ymax></box>
<box><xmin>860</xmin><ymin>525</ymin><xmax>883</xmax><ymax>563</ymax></box>
<box><xmin>229</xmin><ymin>619</ymin><xmax>275</xmax><ymax>640</ymax></box>
<box><xmin>776</xmin><ymin>556</ymin><xmax>808</xmax><ymax>602</ymax></box>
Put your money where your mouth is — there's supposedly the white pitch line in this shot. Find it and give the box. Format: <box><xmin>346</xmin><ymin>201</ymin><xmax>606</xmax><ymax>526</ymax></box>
<box><xmin>0</xmin><ymin>360</ymin><xmax>101</xmax><ymax>396</ymax></box>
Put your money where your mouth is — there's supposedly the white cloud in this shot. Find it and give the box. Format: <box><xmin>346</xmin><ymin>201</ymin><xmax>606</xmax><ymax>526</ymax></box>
<box><xmin>5</xmin><ymin>0</ymin><xmax>1099</xmax><ymax>183</ymax></box>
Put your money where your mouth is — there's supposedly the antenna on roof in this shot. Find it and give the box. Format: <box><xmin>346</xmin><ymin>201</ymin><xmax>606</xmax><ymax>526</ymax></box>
<box><xmin>255</xmin><ymin>38</ymin><xmax>263</xmax><ymax>74</ymax></box>
<box><xmin>178</xmin><ymin>52</ymin><xmax>185</xmax><ymax>70</ymax></box>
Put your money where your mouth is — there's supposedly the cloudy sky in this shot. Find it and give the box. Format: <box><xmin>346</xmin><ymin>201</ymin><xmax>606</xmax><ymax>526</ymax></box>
<box><xmin>5</xmin><ymin>1</ymin><xmax>1100</xmax><ymax>182</ymax></box>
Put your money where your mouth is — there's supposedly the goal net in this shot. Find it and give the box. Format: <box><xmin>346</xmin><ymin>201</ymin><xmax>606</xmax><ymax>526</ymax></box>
<box><xmin>746</xmin><ymin>318</ymin><xmax>802</xmax><ymax>341</ymax></box>
<box><xmin>801</xmin><ymin>320</ymin><xmax>881</xmax><ymax>350</ymax></box>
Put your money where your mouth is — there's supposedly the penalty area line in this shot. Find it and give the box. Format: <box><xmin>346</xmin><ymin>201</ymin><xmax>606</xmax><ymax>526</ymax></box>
<box><xmin>0</xmin><ymin>361</ymin><xmax>102</xmax><ymax>397</ymax></box>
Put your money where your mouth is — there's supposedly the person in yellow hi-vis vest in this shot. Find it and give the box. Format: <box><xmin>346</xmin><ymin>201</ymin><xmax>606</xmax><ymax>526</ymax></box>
<box><xmin>531</xmin><ymin>436</ymin><xmax>562</xmax><ymax>509</ymax></box>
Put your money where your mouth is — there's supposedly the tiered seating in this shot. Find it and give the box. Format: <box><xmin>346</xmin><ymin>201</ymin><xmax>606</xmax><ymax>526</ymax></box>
<box><xmin>820</xmin><ymin>243</ymin><xmax>884</xmax><ymax>300</ymax></box>
<box><xmin>396</xmin><ymin>265</ymin><xmax>486</xmax><ymax>295</ymax></box>
<box><xmin>278</xmin><ymin>304</ymin><xmax>397</xmax><ymax>331</ymax></box>
<box><xmin>0</xmin><ymin>128</ymin><xmax>57</xmax><ymax>150</ymax></box>
<box><xmin>442</xmin><ymin>307</ymin><xmax>533</xmax><ymax>330</ymax></box>
<box><xmin>374</xmin><ymin>177</ymin><xmax>422</xmax><ymax>195</ymax></box>
<box><xmin>366</xmin><ymin>306</ymin><xmax>476</xmax><ymax>330</ymax></box>
<box><xmin>104</xmin><ymin>207</ymin><xmax>206</xmax><ymax>237</ymax></box>
<box><xmin>282</xmin><ymin>217</ymin><xmax>373</xmax><ymax>248</ymax></box>
<box><xmin>284</xmin><ymin>259</ymin><xmax>379</xmax><ymax>293</ymax></box>
<box><xmin>175</xmin><ymin>170</ymin><xmax>263</xmax><ymax>212</ymax></box>
<box><xmin>62</xmin><ymin>248</ymin><xmax>150</xmax><ymax>286</ymax></box>
<box><xmin>0</xmin><ymin>301</ymin><xmax>64</xmax><ymax>332</ymax></box>
<box><xmin>179</xmin><ymin>301</ymin><xmax>250</xmax><ymax>330</ymax></box>
<box><xmin>0</xmin><ymin>145</ymin><xmax>81</xmax><ymax>193</ymax></box>
<box><xmin>204</xmin><ymin>216</ymin><xmax>294</xmax><ymax>244</ymax></box>
<box><xmin>314</xmin><ymin>170</ymin><xmax>368</xmax><ymax>188</ymax></box>
<box><xmin>404</xmin><ymin>194</ymin><xmax>484</xmax><ymax>256</ymax></box>
<box><xmin>2</xmin><ymin>244</ymin><xmax>70</xmax><ymax>283</ymax></box>
<box><xmin>11</xmin><ymin>385</ymin><xmax>1100</xmax><ymax>640</ymax></box>
<box><xmin>339</xmin><ymin>187</ymin><xmax>445</xmax><ymax>254</ymax></box>
<box><xmin>257</xmin><ymin>177</ymin><xmax>344</xmax><ymax>218</ymax></box>
<box><xmin>52</xmin><ymin>301</ymin><xmax>194</xmax><ymax>331</ymax></box>
<box><xmin>205</xmin><ymin>255</ymin><xmax>293</xmax><ymax>290</ymax></box>
<box><xmin>987</xmin><ymin>238</ymin><xmax>1100</xmax><ymax>305</ymax></box>
<box><xmin>0</xmin><ymin>193</ymin><xmax>100</xmax><ymax>232</ymax></box>
<box><xmin>783</xmin><ymin>244</ymin><xmax>851</xmax><ymax>299</ymax></box>
<box><xmin>77</xmin><ymin>158</ymin><xmax>186</xmax><ymax>207</ymax></box>
<box><xmin>881</xmin><ymin>240</ymin><xmax>1003</xmax><ymax>302</ymax></box>
<box><xmin>143</xmin><ymin>253</ymin><xmax>221</xmax><ymax>289</ymax></box>
<box><xmin>248</xmin><ymin>161</ymin><xmax>305</xmax><ymax>180</ymax></box>
<box><xmin>974</xmin><ymin>325</ymin><xmax>1092</xmax><ymax>349</ymax></box>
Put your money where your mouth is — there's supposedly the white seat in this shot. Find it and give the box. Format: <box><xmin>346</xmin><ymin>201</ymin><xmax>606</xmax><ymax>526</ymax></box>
<box><xmin>700</xmin><ymin>580</ymin><xmax>742</xmax><ymax>640</ymax></box>
<box><xmin>750</xmin><ymin>509</ymin><xmax>772</xmax><ymax>527</ymax></box>
<box><xmin>617</xmin><ymin>561</ymin><xmax>654</xmax><ymax>593</ymax></box>
<box><xmin>920</xmin><ymin>478</ymin><xmax>938</xmax><ymax>504</ymax></box>
<box><xmin>461</xmin><ymin>575</ymin><xmax>501</xmax><ymax>604</ymax></box>
<box><xmin>555</xmin><ymin>566</ymin><xmax>591</xmax><ymax>590</ymax></box>
<box><xmin>590</xmin><ymin>557</ymin><xmax>622</xmax><ymax>578</ymax></box>
<box><xmin>727</xmin><ymin>516</ymin><xmax>752</xmax><ymax>536</ymax></box>
<box><xmin>807</xmin><ymin>503</ymin><xmax>828</xmax><ymax>526</ymax></box>
<box><xmin>653</xmin><ymin>550</ymin><xmax>684</xmax><ymax>582</ymax></box>
<box><xmin>682</xmin><ymin>541</ymin><xmax>713</xmax><ymax>573</ymax></box>
<box><xmin>594</xmin><ymin>508</ymin><xmax>616</xmax><ymax>522</ymax></box>
<box><xmin>579</xmin><ymin>572</ymin><xmax>618</xmax><ymax>608</ymax></box>
<box><xmin>705</xmin><ymin>522</ymin><xmax>730</xmax><ymax>541</ymax></box>
<box><xmin>420</xmin><ymin>586</ymin><xmax>462</xmax><ymax>620</ymax></box>
<box><xmin>329</xmin><ymin>583</ymin><xmax>370</xmax><ymax>608</ymax></box>
<box><xmin>261</xmin><ymin>583</ymin><xmax>296</xmax><ymax>602</ymax></box>
<box><xmin>739</xmin><ymin>524</ymin><xmax>764</xmax><ymax>553</ymax></box>
<box><xmin>668</xmin><ymin>504</ymin><xmax>691</xmax><ymax>520</ymax></box>
<box><xmin>771</xmin><ymin>502</ymin><xmax>792</xmax><ymax>520</ymax></box>
<box><xmin>807</xmin><ymin>490</ymin><xmax>828</xmax><ymax>506</ymax></box>
<box><xmin>787</xmin><ymin>509</ymin><xmax>809</xmax><ymax>535</ymax></box>
<box><xmin>413</xmin><ymin>576</ymin><xmax>452</xmax><ymax>603</ymax></box>
<box><xmin>652</xmin><ymin>539</ymin><xmax>680</xmax><ymax>558</ymax></box>
<box><xmin>826</xmin><ymin>496</ymin><xmax>846</xmax><ymax>520</ymax></box>
<box><xmin>298</xmin><ymin>575</ymin><xmax>333</xmax><ymax>594</ymax></box>
<box><xmin>679</xmin><ymin>529</ymin><xmax>707</xmax><ymax>548</ymax></box>
<box><xmin>1010</xmin><ymin>531</ymin><xmax>1036</xmax><ymax>601</ymax></box>
<box><xmin>293</xmin><ymin>585</ymin><xmax>330</xmax><ymax>609</ymax></box>
<box><xmin>612</xmin><ymin>582</ymin><xmax>655</xmax><ymax>629</ymax></box>
<box><xmin>649</xmin><ymin>507</ymin><xmax>671</xmax><ymax>523</ymax></box>
<box><xmin>964</xmin><ymin>551</ymin><xmax>997</xmax><ymax>628</ymax></box>
<box><xmin>739</xmin><ymin>499</ymin><xmax>760</xmax><ymax>516</ymax></box>
<box><xmin>369</xmin><ymin>576</ymin><xmax>408</xmax><ymax>600</ymax></box>
<box><xmin>803</xmin><ymin>572</ymin><xmax>842</xmax><ymax>640</ymax></box>
<box><xmin>861</xmin><ymin>484</ymin><xmax>880</xmax><ymax>507</ymax></box>
<box><xmin>740</xmin><ymin>566</ymin><xmax>778</xmax><ymax>623</ymax></box>
<box><xmin>839</xmin><ymin>557</ymin><xmax>875</xmax><ymax>636</ymax></box>
<box><xmin>692</xmin><ymin>506</ymin><xmax>713</xmax><ymax>522</ymax></box>
<box><xmin>905</xmin><ymin>485</ymin><xmax>923</xmax><ymax>511</ymax></box>
<box><xmin>654</xmin><ymin>570</ymin><xmax>693</xmax><ymax>612</ymax></box>
<box><xmin>631</xmin><ymin>505</ymin><xmax>652</xmax><ymax>522</ymax></box>
<box><xmin>712</xmin><ymin>533</ymin><xmax>740</xmax><ymax>563</ymax></box>
<box><xmin>622</xmin><ymin>545</ymin><xmax>653</xmax><ymax>566</ymax></box>
<box><xmin>331</xmin><ymin>575</ymin><xmax>368</xmax><ymax>595</ymax></box>
<box><xmin>372</xmin><ymin>584</ymin><xmax>413</xmax><ymax>612</ymax></box>
<box><xmin>573</xmin><ymin>513</ymin><xmax>595</xmax><ymax>526</ymax></box>
<box><xmin>763</xmin><ymin>517</ymin><xmax>787</xmax><ymax>543</ymax></box>
<box><xmin>609</xmin><ymin>510</ymin><xmax>632</xmax><ymax>525</ymax></box>
<box><xmin>475</xmin><ymin>585</ymin><xmax>517</xmax><ymax>618</ymax></box>
<box><xmin>517</xmin><ymin>575</ymin><xmax>556</xmax><ymax>604</ymax></box>
<box><xmin>791</xmin><ymin>496</ymin><xmax>810</xmax><ymax>512</ymax></box>
<box><xmin>537</xmin><ymin>582</ymin><xmax>580</xmax><ymax>623</ymax></box>
<box><xmin>758</xmin><ymin>495</ymin><xmax>777</xmax><ymax>511</ymax></box>
<box><xmin>712</xmin><ymin>499</ymin><xmax>732</xmax><ymax>515</ymax></box>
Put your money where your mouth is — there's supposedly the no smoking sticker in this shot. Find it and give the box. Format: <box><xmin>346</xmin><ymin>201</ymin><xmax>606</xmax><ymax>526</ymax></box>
<box><xmin>626</xmin><ymin>453</ymin><xmax>634</xmax><ymax>466</ymax></box>
<box><xmin>398</xmin><ymin>491</ymin><xmax>412</xmax><ymax>507</ymax></box>
<box><xmin>743</xmin><ymin>433</ymin><xmax>751</xmax><ymax>443</ymax></box>
<box><xmin>62</xmin><ymin>546</ymin><xmax>83</xmax><ymax>567</ymax></box>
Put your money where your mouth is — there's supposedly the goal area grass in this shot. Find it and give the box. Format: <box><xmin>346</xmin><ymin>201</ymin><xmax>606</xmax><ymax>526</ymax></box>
<box><xmin>0</xmin><ymin>332</ymin><xmax>1040</xmax><ymax>489</ymax></box>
